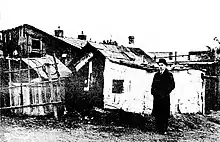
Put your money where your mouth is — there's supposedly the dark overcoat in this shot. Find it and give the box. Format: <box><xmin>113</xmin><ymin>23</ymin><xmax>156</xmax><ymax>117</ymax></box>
<box><xmin>151</xmin><ymin>69</ymin><xmax>175</xmax><ymax>118</ymax></box>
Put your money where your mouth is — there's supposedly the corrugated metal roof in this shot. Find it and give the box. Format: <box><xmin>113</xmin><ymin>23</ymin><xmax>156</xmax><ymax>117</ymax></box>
<box><xmin>22</xmin><ymin>55</ymin><xmax>72</xmax><ymax>79</ymax></box>
<box><xmin>57</xmin><ymin>37</ymin><xmax>87</xmax><ymax>49</ymax></box>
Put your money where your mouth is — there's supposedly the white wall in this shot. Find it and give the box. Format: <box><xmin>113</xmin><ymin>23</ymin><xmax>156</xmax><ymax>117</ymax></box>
<box><xmin>103</xmin><ymin>59</ymin><xmax>154</xmax><ymax>114</ymax></box>
<box><xmin>171</xmin><ymin>70</ymin><xmax>205</xmax><ymax>114</ymax></box>
<box><xmin>103</xmin><ymin>59</ymin><xmax>205</xmax><ymax>115</ymax></box>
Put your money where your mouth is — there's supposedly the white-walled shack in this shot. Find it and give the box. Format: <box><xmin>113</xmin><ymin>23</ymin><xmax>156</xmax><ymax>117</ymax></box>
<box><xmin>9</xmin><ymin>55</ymin><xmax>72</xmax><ymax>116</ymax></box>
<box><xmin>104</xmin><ymin>61</ymin><xmax>205</xmax><ymax>115</ymax></box>
<box><xmin>67</xmin><ymin>41</ymin><xmax>205</xmax><ymax>115</ymax></box>
<box><xmin>66</xmin><ymin>42</ymin><xmax>154</xmax><ymax>111</ymax></box>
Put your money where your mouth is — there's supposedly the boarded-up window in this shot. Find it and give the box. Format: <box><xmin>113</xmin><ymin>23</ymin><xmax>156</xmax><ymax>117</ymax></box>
<box><xmin>32</xmin><ymin>39</ymin><xmax>41</xmax><ymax>50</ymax></box>
<box><xmin>112</xmin><ymin>79</ymin><xmax>124</xmax><ymax>93</ymax></box>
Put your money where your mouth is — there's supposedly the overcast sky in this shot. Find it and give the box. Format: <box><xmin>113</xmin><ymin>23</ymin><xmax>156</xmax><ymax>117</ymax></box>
<box><xmin>1</xmin><ymin>0</ymin><xmax>220</xmax><ymax>52</ymax></box>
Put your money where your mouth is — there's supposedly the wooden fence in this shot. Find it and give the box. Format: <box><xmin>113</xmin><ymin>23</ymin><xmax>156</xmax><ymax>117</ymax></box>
<box><xmin>0</xmin><ymin>55</ymin><xmax>66</xmax><ymax>119</ymax></box>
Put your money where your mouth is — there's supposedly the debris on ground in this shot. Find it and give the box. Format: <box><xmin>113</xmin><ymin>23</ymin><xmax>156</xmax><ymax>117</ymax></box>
<box><xmin>1</xmin><ymin>109</ymin><xmax>220</xmax><ymax>141</ymax></box>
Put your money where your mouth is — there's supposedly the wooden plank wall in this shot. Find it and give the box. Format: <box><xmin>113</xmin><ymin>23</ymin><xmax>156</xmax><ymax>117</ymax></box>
<box><xmin>10</xmin><ymin>80</ymin><xmax>65</xmax><ymax>116</ymax></box>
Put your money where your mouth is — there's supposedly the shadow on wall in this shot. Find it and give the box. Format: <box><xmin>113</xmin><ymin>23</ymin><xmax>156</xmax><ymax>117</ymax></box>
<box><xmin>64</xmin><ymin>74</ymin><xmax>104</xmax><ymax>114</ymax></box>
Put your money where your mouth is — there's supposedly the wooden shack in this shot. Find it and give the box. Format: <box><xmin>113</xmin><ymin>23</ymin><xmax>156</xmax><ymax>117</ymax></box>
<box><xmin>65</xmin><ymin>41</ymin><xmax>154</xmax><ymax>112</ymax></box>
<box><xmin>66</xmin><ymin>42</ymin><xmax>205</xmax><ymax>115</ymax></box>
<box><xmin>0</xmin><ymin>24</ymin><xmax>84</xmax><ymax>65</ymax></box>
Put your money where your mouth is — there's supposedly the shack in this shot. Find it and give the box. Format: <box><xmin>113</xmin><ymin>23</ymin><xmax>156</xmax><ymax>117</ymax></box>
<box><xmin>8</xmin><ymin>54</ymin><xmax>71</xmax><ymax>116</ymax></box>
<box><xmin>66</xmin><ymin>42</ymin><xmax>205</xmax><ymax>115</ymax></box>
<box><xmin>66</xmin><ymin>41</ymin><xmax>154</xmax><ymax>112</ymax></box>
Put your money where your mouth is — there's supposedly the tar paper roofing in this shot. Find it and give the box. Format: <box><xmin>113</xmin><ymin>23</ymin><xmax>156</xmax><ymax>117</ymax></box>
<box><xmin>87</xmin><ymin>42</ymin><xmax>153</xmax><ymax>65</ymax></box>
<box><xmin>57</xmin><ymin>37</ymin><xmax>87</xmax><ymax>49</ymax></box>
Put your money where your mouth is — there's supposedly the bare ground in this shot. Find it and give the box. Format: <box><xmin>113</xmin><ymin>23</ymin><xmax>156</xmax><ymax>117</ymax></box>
<box><xmin>1</xmin><ymin>110</ymin><xmax>220</xmax><ymax>142</ymax></box>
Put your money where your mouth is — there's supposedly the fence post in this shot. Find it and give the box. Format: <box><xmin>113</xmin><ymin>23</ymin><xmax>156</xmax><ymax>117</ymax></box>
<box><xmin>0</xmin><ymin>58</ymin><xmax>2</xmax><ymax>89</ymax></box>
<box><xmin>174</xmin><ymin>51</ymin><xmax>177</xmax><ymax>64</ymax></box>
<box><xmin>217</xmin><ymin>75</ymin><xmax>220</xmax><ymax>110</ymax></box>
<box><xmin>0</xmin><ymin>58</ymin><xmax>5</xmax><ymax>107</ymax></box>
<box><xmin>202</xmin><ymin>76</ymin><xmax>206</xmax><ymax>114</ymax></box>
<box><xmin>46</xmin><ymin>56</ymin><xmax>58</xmax><ymax>119</ymax></box>
<box><xmin>8</xmin><ymin>56</ymin><xmax>12</xmax><ymax>108</ymax></box>
<box><xmin>52</xmin><ymin>53</ymin><xmax>64</xmax><ymax>116</ymax></box>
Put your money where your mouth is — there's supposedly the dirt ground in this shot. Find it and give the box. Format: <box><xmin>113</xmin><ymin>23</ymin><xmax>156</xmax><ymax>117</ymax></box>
<box><xmin>1</xmin><ymin>110</ymin><xmax>220</xmax><ymax>142</ymax></box>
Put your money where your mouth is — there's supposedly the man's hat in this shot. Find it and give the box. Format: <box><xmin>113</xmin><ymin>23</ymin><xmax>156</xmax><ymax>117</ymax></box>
<box><xmin>158</xmin><ymin>58</ymin><xmax>167</xmax><ymax>65</ymax></box>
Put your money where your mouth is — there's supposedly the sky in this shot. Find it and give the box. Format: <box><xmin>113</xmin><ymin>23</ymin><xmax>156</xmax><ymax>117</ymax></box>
<box><xmin>1</xmin><ymin>0</ymin><xmax>220</xmax><ymax>53</ymax></box>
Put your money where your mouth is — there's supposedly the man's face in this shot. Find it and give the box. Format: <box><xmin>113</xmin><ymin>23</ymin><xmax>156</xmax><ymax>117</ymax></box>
<box><xmin>159</xmin><ymin>63</ymin><xmax>166</xmax><ymax>72</ymax></box>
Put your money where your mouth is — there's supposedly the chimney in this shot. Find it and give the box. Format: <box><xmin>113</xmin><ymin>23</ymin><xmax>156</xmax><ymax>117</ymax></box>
<box><xmin>54</xmin><ymin>26</ymin><xmax>64</xmax><ymax>38</ymax></box>
<box><xmin>128</xmin><ymin>36</ymin><xmax>134</xmax><ymax>44</ymax></box>
<box><xmin>78</xmin><ymin>31</ymin><xmax>87</xmax><ymax>40</ymax></box>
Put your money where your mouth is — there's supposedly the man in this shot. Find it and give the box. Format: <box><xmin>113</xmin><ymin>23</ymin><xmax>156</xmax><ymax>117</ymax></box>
<box><xmin>151</xmin><ymin>58</ymin><xmax>175</xmax><ymax>134</ymax></box>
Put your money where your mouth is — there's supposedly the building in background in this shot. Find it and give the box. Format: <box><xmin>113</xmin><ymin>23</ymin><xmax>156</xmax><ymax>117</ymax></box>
<box><xmin>0</xmin><ymin>24</ymin><xmax>85</xmax><ymax>66</ymax></box>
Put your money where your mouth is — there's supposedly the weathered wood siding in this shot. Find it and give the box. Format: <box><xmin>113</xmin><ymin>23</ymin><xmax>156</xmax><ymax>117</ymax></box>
<box><xmin>0</xmin><ymin>24</ymin><xmax>83</xmax><ymax>64</ymax></box>
<box><xmin>65</xmin><ymin>53</ymin><xmax>105</xmax><ymax>111</ymax></box>
<box><xmin>10</xmin><ymin>81</ymin><xmax>65</xmax><ymax>116</ymax></box>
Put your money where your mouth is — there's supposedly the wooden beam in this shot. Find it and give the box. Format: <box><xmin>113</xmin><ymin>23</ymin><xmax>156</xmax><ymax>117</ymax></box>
<box><xmin>46</xmin><ymin>60</ymin><xmax>58</xmax><ymax>119</ymax></box>
<box><xmin>8</xmin><ymin>56</ymin><xmax>12</xmax><ymax>107</ymax></box>
<box><xmin>0</xmin><ymin>79</ymin><xmax>65</xmax><ymax>91</ymax></box>
<box><xmin>75</xmin><ymin>52</ymin><xmax>94</xmax><ymax>71</ymax></box>
<box><xmin>202</xmin><ymin>75</ymin><xmax>218</xmax><ymax>80</ymax></box>
<box><xmin>0</xmin><ymin>101</ymin><xmax>62</xmax><ymax>110</ymax></box>
<box><xmin>4</xmin><ymin>63</ymin><xmax>58</xmax><ymax>73</ymax></box>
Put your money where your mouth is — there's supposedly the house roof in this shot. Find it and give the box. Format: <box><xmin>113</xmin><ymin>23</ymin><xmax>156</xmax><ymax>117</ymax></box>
<box><xmin>147</xmin><ymin>51</ymin><xmax>173</xmax><ymax>58</ymax></box>
<box><xmin>22</xmin><ymin>55</ymin><xmax>72</xmax><ymax>79</ymax></box>
<box><xmin>128</xmin><ymin>47</ymin><xmax>153</xmax><ymax>62</ymax></box>
<box><xmin>87</xmin><ymin>42</ymin><xmax>154</xmax><ymax>68</ymax></box>
<box><xmin>56</xmin><ymin>37</ymin><xmax>87</xmax><ymax>49</ymax></box>
<box><xmin>1</xmin><ymin>24</ymin><xmax>54</xmax><ymax>39</ymax></box>
<box><xmin>1</xmin><ymin>24</ymin><xmax>83</xmax><ymax>52</ymax></box>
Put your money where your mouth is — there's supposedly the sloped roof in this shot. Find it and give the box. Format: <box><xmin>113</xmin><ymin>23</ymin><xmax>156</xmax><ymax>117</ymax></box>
<box><xmin>1</xmin><ymin>24</ymin><xmax>85</xmax><ymax>51</ymax></box>
<box><xmin>57</xmin><ymin>37</ymin><xmax>87</xmax><ymax>49</ymax></box>
<box><xmin>128</xmin><ymin>47</ymin><xmax>153</xmax><ymax>63</ymax></box>
<box><xmin>22</xmin><ymin>55</ymin><xmax>72</xmax><ymax>79</ymax></box>
<box><xmin>87</xmin><ymin>42</ymin><xmax>154</xmax><ymax>67</ymax></box>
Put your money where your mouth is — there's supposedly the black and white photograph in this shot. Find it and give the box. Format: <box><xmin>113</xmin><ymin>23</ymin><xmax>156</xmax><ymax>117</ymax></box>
<box><xmin>1</xmin><ymin>0</ymin><xmax>220</xmax><ymax>141</ymax></box>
